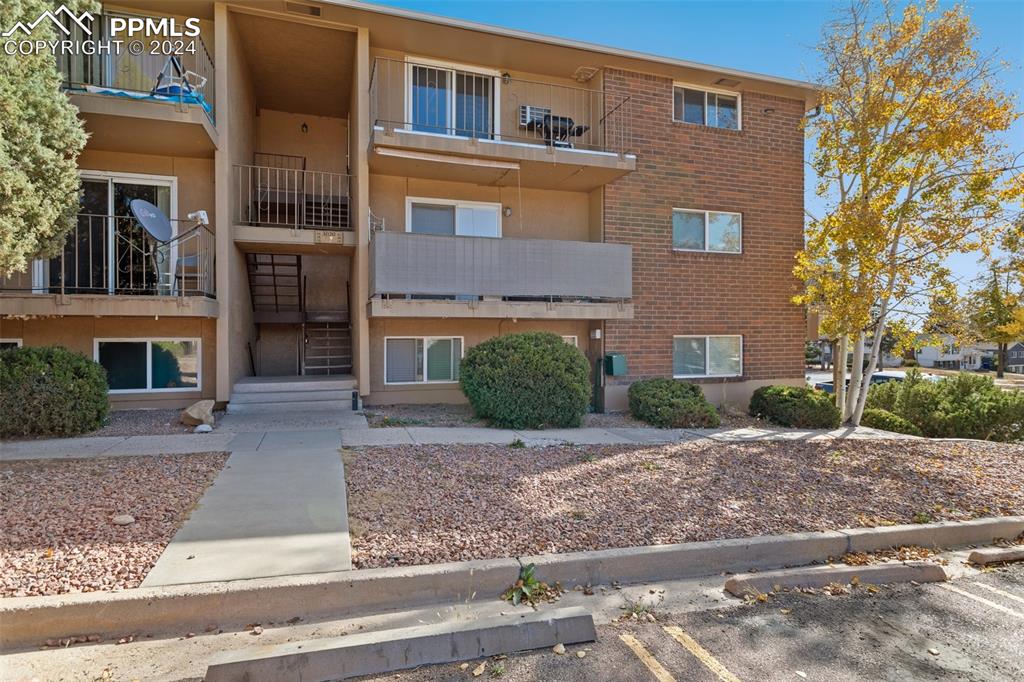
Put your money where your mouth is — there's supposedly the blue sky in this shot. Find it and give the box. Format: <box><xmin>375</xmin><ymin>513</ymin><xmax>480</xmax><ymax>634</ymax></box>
<box><xmin>371</xmin><ymin>0</ymin><xmax>1024</xmax><ymax>290</ymax></box>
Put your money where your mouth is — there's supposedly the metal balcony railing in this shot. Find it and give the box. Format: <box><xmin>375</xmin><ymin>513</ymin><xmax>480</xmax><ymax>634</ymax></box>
<box><xmin>370</xmin><ymin>231</ymin><xmax>632</xmax><ymax>301</ymax></box>
<box><xmin>0</xmin><ymin>215</ymin><xmax>215</xmax><ymax>298</ymax></box>
<box><xmin>235</xmin><ymin>164</ymin><xmax>353</xmax><ymax>231</ymax></box>
<box><xmin>56</xmin><ymin>12</ymin><xmax>216</xmax><ymax>122</ymax></box>
<box><xmin>370</xmin><ymin>57</ymin><xmax>632</xmax><ymax>155</ymax></box>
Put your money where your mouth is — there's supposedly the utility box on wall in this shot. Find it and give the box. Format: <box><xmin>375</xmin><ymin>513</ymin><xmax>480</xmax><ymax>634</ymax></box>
<box><xmin>604</xmin><ymin>352</ymin><xmax>627</xmax><ymax>376</ymax></box>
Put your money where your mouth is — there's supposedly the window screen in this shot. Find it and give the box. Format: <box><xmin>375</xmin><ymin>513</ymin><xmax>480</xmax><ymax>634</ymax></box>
<box><xmin>410</xmin><ymin>203</ymin><xmax>456</xmax><ymax>235</ymax></box>
<box><xmin>673</xmin><ymin>337</ymin><xmax>706</xmax><ymax>376</ymax></box>
<box><xmin>385</xmin><ymin>338</ymin><xmax>419</xmax><ymax>383</ymax></box>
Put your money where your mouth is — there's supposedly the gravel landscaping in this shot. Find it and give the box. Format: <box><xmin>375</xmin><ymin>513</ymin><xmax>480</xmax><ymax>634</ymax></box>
<box><xmin>0</xmin><ymin>453</ymin><xmax>228</xmax><ymax>597</ymax></box>
<box><xmin>345</xmin><ymin>439</ymin><xmax>1024</xmax><ymax>569</ymax></box>
<box><xmin>3</xmin><ymin>408</ymin><xmax>222</xmax><ymax>440</ymax></box>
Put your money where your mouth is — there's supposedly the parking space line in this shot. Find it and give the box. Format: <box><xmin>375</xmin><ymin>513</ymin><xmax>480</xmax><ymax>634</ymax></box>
<box><xmin>663</xmin><ymin>626</ymin><xmax>742</xmax><ymax>682</ymax></box>
<box><xmin>619</xmin><ymin>633</ymin><xmax>677</xmax><ymax>682</ymax></box>
<box><xmin>939</xmin><ymin>583</ymin><xmax>1024</xmax><ymax>619</ymax></box>
<box><xmin>974</xmin><ymin>582</ymin><xmax>1024</xmax><ymax>607</ymax></box>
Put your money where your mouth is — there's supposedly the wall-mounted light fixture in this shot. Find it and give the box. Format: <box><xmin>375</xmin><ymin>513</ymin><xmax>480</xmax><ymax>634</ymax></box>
<box><xmin>502</xmin><ymin>206</ymin><xmax>513</xmax><ymax>217</ymax></box>
<box><xmin>501</xmin><ymin>72</ymin><xmax>511</xmax><ymax>85</ymax></box>
<box><xmin>301</xmin><ymin>123</ymin><xmax>309</xmax><ymax>134</ymax></box>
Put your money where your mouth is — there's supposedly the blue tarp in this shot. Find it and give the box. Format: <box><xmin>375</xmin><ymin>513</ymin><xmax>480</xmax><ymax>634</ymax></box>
<box><xmin>83</xmin><ymin>85</ymin><xmax>214</xmax><ymax>122</ymax></box>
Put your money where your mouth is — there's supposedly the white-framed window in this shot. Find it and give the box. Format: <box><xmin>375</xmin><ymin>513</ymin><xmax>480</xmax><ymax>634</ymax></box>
<box><xmin>384</xmin><ymin>336</ymin><xmax>463</xmax><ymax>384</ymax></box>
<box><xmin>561</xmin><ymin>335</ymin><xmax>578</xmax><ymax>347</ymax></box>
<box><xmin>673</xmin><ymin>335</ymin><xmax>743</xmax><ymax>378</ymax></box>
<box><xmin>405</xmin><ymin>57</ymin><xmax>501</xmax><ymax>139</ymax></box>
<box><xmin>94</xmin><ymin>338</ymin><xmax>200</xmax><ymax>393</ymax></box>
<box><xmin>405</xmin><ymin>197</ymin><xmax>502</xmax><ymax>238</ymax></box>
<box><xmin>0</xmin><ymin>339</ymin><xmax>23</xmax><ymax>351</ymax></box>
<box><xmin>672</xmin><ymin>84</ymin><xmax>741</xmax><ymax>130</ymax></box>
<box><xmin>672</xmin><ymin>209</ymin><xmax>742</xmax><ymax>253</ymax></box>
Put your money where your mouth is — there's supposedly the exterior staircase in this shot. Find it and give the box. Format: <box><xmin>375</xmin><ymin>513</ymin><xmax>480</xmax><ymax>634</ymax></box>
<box><xmin>226</xmin><ymin>375</ymin><xmax>357</xmax><ymax>414</ymax></box>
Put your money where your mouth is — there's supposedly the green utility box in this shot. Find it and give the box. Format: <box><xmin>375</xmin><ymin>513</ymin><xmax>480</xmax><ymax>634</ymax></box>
<box><xmin>604</xmin><ymin>352</ymin><xmax>628</xmax><ymax>376</ymax></box>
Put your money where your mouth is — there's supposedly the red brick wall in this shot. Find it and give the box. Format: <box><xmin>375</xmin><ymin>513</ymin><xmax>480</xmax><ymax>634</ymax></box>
<box><xmin>603</xmin><ymin>68</ymin><xmax>806</xmax><ymax>386</ymax></box>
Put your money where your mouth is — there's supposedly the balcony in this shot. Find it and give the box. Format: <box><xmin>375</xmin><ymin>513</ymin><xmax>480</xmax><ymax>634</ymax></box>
<box><xmin>58</xmin><ymin>13</ymin><xmax>217</xmax><ymax>156</ymax></box>
<box><xmin>369</xmin><ymin>57</ymin><xmax>636</xmax><ymax>191</ymax></box>
<box><xmin>0</xmin><ymin>215</ymin><xmax>216</xmax><ymax>318</ymax></box>
<box><xmin>369</xmin><ymin>231</ymin><xmax>633</xmax><ymax>320</ymax></box>
<box><xmin>233</xmin><ymin>157</ymin><xmax>356</xmax><ymax>252</ymax></box>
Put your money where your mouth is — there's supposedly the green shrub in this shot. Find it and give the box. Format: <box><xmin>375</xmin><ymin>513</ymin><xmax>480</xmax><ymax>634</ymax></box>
<box><xmin>0</xmin><ymin>346</ymin><xmax>109</xmax><ymax>438</ymax></box>
<box><xmin>749</xmin><ymin>385</ymin><xmax>841</xmax><ymax>428</ymax></box>
<box><xmin>860</xmin><ymin>408</ymin><xmax>923</xmax><ymax>436</ymax></box>
<box><xmin>865</xmin><ymin>370</ymin><xmax>1023</xmax><ymax>441</ymax></box>
<box><xmin>459</xmin><ymin>332</ymin><xmax>590</xmax><ymax>429</ymax></box>
<box><xmin>628</xmin><ymin>378</ymin><xmax>720</xmax><ymax>428</ymax></box>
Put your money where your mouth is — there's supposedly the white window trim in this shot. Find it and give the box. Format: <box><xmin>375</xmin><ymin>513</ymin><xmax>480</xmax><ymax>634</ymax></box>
<box><xmin>672</xmin><ymin>335</ymin><xmax>744</xmax><ymax>379</ymax></box>
<box><xmin>405</xmin><ymin>197</ymin><xmax>503</xmax><ymax>238</ymax></box>
<box><xmin>562</xmin><ymin>335</ymin><xmax>578</xmax><ymax>347</ymax></box>
<box><xmin>94</xmin><ymin>337</ymin><xmax>201</xmax><ymax>394</ymax></box>
<box><xmin>672</xmin><ymin>82</ymin><xmax>742</xmax><ymax>130</ymax></box>
<box><xmin>403</xmin><ymin>56</ymin><xmax>502</xmax><ymax>138</ymax></box>
<box><xmin>384</xmin><ymin>335</ymin><xmax>464</xmax><ymax>385</ymax></box>
<box><xmin>0</xmin><ymin>338</ymin><xmax>23</xmax><ymax>348</ymax></box>
<box><xmin>672</xmin><ymin>208</ymin><xmax>743</xmax><ymax>254</ymax></box>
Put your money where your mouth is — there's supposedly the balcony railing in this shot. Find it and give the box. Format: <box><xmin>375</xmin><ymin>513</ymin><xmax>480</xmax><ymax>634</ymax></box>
<box><xmin>370</xmin><ymin>57</ymin><xmax>632</xmax><ymax>155</ymax></box>
<box><xmin>370</xmin><ymin>231</ymin><xmax>632</xmax><ymax>301</ymax></box>
<box><xmin>235</xmin><ymin>164</ymin><xmax>352</xmax><ymax>231</ymax></box>
<box><xmin>56</xmin><ymin>12</ymin><xmax>215</xmax><ymax>122</ymax></box>
<box><xmin>0</xmin><ymin>215</ymin><xmax>215</xmax><ymax>299</ymax></box>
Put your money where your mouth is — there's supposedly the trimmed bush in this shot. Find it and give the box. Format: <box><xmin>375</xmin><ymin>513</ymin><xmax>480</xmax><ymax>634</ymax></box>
<box><xmin>865</xmin><ymin>369</ymin><xmax>1023</xmax><ymax>442</ymax></box>
<box><xmin>0</xmin><ymin>345</ymin><xmax>109</xmax><ymax>438</ymax></box>
<box><xmin>628</xmin><ymin>378</ymin><xmax>720</xmax><ymax>428</ymax></box>
<box><xmin>749</xmin><ymin>385</ymin><xmax>841</xmax><ymax>428</ymax></box>
<box><xmin>459</xmin><ymin>332</ymin><xmax>590</xmax><ymax>429</ymax></box>
<box><xmin>860</xmin><ymin>408</ymin><xmax>923</xmax><ymax>436</ymax></box>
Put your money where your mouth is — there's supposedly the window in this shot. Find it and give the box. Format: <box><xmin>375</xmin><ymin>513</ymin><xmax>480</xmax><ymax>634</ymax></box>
<box><xmin>673</xmin><ymin>336</ymin><xmax>742</xmax><ymax>377</ymax></box>
<box><xmin>95</xmin><ymin>339</ymin><xmax>200</xmax><ymax>392</ymax></box>
<box><xmin>407</xmin><ymin>61</ymin><xmax>497</xmax><ymax>138</ymax></box>
<box><xmin>0</xmin><ymin>339</ymin><xmax>22</xmax><ymax>351</ymax></box>
<box><xmin>385</xmin><ymin>336</ymin><xmax>463</xmax><ymax>384</ymax></box>
<box><xmin>561</xmin><ymin>335</ymin><xmax>578</xmax><ymax>347</ymax></box>
<box><xmin>407</xmin><ymin>198</ymin><xmax>501</xmax><ymax>238</ymax></box>
<box><xmin>672</xmin><ymin>209</ymin><xmax>742</xmax><ymax>253</ymax></box>
<box><xmin>673</xmin><ymin>86</ymin><xmax>740</xmax><ymax>130</ymax></box>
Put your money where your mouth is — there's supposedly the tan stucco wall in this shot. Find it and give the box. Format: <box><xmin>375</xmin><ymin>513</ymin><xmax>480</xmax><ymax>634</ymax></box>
<box><xmin>0</xmin><ymin>316</ymin><xmax>216</xmax><ymax>409</ymax></box>
<box><xmin>369</xmin><ymin>175</ymin><xmax>591</xmax><ymax>242</ymax></box>
<box><xmin>256</xmin><ymin>324</ymin><xmax>300</xmax><ymax>376</ymax></box>
<box><xmin>303</xmin><ymin>254</ymin><xmax>351</xmax><ymax>312</ymax></box>
<box><xmin>365</xmin><ymin>317</ymin><xmax>591</xmax><ymax>404</ymax></box>
<box><xmin>256</xmin><ymin>109</ymin><xmax>349</xmax><ymax>174</ymax></box>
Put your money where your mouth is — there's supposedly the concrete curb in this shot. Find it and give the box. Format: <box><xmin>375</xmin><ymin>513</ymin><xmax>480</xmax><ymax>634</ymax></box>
<box><xmin>724</xmin><ymin>561</ymin><xmax>948</xmax><ymax>598</ymax></box>
<box><xmin>967</xmin><ymin>546</ymin><xmax>1024</xmax><ymax>565</ymax></box>
<box><xmin>2</xmin><ymin>516</ymin><xmax>1021</xmax><ymax>651</ymax></box>
<box><xmin>205</xmin><ymin>606</ymin><xmax>596</xmax><ymax>682</ymax></box>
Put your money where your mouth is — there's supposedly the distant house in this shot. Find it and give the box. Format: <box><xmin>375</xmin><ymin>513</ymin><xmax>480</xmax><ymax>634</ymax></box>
<box><xmin>915</xmin><ymin>334</ymin><xmax>997</xmax><ymax>370</ymax></box>
<box><xmin>1008</xmin><ymin>342</ymin><xmax>1024</xmax><ymax>374</ymax></box>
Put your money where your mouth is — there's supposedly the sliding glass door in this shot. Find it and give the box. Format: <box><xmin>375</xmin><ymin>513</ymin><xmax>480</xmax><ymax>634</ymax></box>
<box><xmin>409</xmin><ymin>64</ymin><xmax>494</xmax><ymax>139</ymax></box>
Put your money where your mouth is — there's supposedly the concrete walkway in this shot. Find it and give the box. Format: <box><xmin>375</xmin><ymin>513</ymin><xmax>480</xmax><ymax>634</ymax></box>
<box><xmin>0</xmin><ymin>424</ymin><xmax>913</xmax><ymax>460</ymax></box>
<box><xmin>143</xmin><ymin>447</ymin><xmax>351</xmax><ymax>587</ymax></box>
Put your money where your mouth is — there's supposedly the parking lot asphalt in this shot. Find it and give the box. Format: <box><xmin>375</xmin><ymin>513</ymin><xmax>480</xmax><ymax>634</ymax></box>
<box><xmin>366</xmin><ymin>563</ymin><xmax>1024</xmax><ymax>682</ymax></box>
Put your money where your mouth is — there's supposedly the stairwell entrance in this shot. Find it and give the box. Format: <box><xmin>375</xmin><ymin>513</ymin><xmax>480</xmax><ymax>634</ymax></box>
<box><xmin>245</xmin><ymin>252</ymin><xmax>353</xmax><ymax>378</ymax></box>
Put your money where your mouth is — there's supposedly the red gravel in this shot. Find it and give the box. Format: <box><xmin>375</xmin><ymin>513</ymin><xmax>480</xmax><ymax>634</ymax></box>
<box><xmin>0</xmin><ymin>453</ymin><xmax>227</xmax><ymax>597</ymax></box>
<box><xmin>346</xmin><ymin>440</ymin><xmax>1024</xmax><ymax>569</ymax></box>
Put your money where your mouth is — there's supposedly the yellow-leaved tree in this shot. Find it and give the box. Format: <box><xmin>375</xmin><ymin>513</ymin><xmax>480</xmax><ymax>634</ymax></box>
<box><xmin>796</xmin><ymin>0</ymin><xmax>1022</xmax><ymax>424</ymax></box>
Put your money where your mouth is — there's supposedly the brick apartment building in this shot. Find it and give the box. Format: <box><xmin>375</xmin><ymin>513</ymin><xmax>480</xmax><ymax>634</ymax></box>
<box><xmin>0</xmin><ymin>0</ymin><xmax>816</xmax><ymax>414</ymax></box>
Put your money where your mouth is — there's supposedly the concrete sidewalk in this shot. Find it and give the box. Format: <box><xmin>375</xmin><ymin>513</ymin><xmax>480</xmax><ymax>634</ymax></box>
<box><xmin>142</xmin><ymin>447</ymin><xmax>351</xmax><ymax>587</ymax></box>
<box><xmin>0</xmin><ymin>424</ymin><xmax>914</xmax><ymax>460</ymax></box>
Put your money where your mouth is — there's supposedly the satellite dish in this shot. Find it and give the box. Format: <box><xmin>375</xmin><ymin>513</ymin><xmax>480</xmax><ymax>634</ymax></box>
<box><xmin>129</xmin><ymin>199</ymin><xmax>173</xmax><ymax>243</ymax></box>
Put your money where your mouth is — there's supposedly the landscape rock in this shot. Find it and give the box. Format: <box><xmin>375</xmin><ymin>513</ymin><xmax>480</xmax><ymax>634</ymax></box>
<box><xmin>194</xmin><ymin>424</ymin><xmax>214</xmax><ymax>433</ymax></box>
<box><xmin>181</xmin><ymin>400</ymin><xmax>215</xmax><ymax>426</ymax></box>
<box><xmin>111</xmin><ymin>515</ymin><xmax>135</xmax><ymax>526</ymax></box>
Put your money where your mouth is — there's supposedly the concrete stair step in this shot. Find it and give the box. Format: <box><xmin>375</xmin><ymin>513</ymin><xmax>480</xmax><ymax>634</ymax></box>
<box><xmin>226</xmin><ymin>399</ymin><xmax>353</xmax><ymax>414</ymax></box>
<box><xmin>233</xmin><ymin>376</ymin><xmax>356</xmax><ymax>393</ymax></box>
<box><xmin>230</xmin><ymin>389</ymin><xmax>353</xmax><ymax>404</ymax></box>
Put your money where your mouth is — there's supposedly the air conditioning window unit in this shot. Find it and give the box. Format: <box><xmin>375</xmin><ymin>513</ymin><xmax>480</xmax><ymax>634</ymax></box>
<box><xmin>519</xmin><ymin>105</ymin><xmax>551</xmax><ymax>127</ymax></box>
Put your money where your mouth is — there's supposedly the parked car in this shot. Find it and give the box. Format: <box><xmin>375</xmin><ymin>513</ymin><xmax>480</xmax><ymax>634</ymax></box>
<box><xmin>813</xmin><ymin>370</ymin><xmax>941</xmax><ymax>394</ymax></box>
